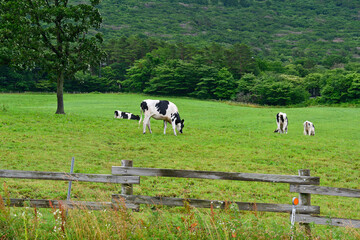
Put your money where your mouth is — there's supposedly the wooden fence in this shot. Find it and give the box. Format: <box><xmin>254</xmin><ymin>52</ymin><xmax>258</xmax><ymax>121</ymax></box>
<box><xmin>0</xmin><ymin>169</ymin><xmax>140</xmax><ymax>210</ymax></box>
<box><xmin>111</xmin><ymin>163</ymin><xmax>320</xmax><ymax>215</ymax></box>
<box><xmin>111</xmin><ymin>160</ymin><xmax>360</xmax><ymax>231</ymax></box>
<box><xmin>1</xmin><ymin>160</ymin><xmax>360</xmax><ymax>234</ymax></box>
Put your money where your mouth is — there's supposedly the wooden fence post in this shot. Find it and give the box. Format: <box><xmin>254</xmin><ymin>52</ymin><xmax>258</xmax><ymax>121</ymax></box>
<box><xmin>121</xmin><ymin>160</ymin><xmax>133</xmax><ymax>196</ymax></box>
<box><xmin>118</xmin><ymin>160</ymin><xmax>139</xmax><ymax>211</ymax></box>
<box><xmin>299</xmin><ymin>169</ymin><xmax>312</xmax><ymax>237</ymax></box>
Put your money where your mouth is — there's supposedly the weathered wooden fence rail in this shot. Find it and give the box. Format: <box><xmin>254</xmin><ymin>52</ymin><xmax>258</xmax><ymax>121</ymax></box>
<box><xmin>112</xmin><ymin>166</ymin><xmax>320</xmax><ymax>184</ymax></box>
<box><xmin>0</xmin><ymin>168</ymin><xmax>140</xmax><ymax>210</ymax></box>
<box><xmin>290</xmin><ymin>185</ymin><xmax>360</xmax><ymax>198</ymax></box>
<box><xmin>112</xmin><ymin>194</ymin><xmax>319</xmax><ymax>214</ymax></box>
<box><xmin>0</xmin><ymin>169</ymin><xmax>139</xmax><ymax>184</ymax></box>
<box><xmin>1</xmin><ymin>160</ymin><xmax>360</xmax><ymax>233</ymax></box>
<box><xmin>295</xmin><ymin>214</ymin><xmax>360</xmax><ymax>229</ymax></box>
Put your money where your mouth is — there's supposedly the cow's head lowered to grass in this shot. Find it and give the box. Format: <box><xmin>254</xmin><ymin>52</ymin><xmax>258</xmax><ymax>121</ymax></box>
<box><xmin>303</xmin><ymin>120</ymin><xmax>315</xmax><ymax>136</ymax></box>
<box><xmin>274</xmin><ymin>112</ymin><xmax>288</xmax><ymax>134</ymax></box>
<box><xmin>140</xmin><ymin>100</ymin><xmax>185</xmax><ymax>136</ymax></box>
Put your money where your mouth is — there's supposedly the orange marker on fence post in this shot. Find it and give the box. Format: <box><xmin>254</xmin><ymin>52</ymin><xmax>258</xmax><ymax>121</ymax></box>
<box><xmin>292</xmin><ymin>197</ymin><xmax>299</xmax><ymax>206</ymax></box>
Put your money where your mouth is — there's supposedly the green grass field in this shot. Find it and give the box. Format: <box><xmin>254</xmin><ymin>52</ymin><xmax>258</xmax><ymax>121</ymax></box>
<box><xmin>0</xmin><ymin>93</ymin><xmax>359</xmax><ymax>239</ymax></box>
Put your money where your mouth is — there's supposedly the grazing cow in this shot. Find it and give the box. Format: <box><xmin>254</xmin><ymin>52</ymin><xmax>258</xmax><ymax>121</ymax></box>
<box><xmin>140</xmin><ymin>99</ymin><xmax>184</xmax><ymax>136</ymax></box>
<box><xmin>303</xmin><ymin>121</ymin><xmax>315</xmax><ymax>136</ymax></box>
<box><xmin>274</xmin><ymin>112</ymin><xmax>288</xmax><ymax>134</ymax></box>
<box><xmin>114</xmin><ymin>110</ymin><xmax>140</xmax><ymax>120</ymax></box>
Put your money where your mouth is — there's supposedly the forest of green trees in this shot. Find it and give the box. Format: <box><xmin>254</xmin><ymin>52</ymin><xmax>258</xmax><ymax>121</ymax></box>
<box><xmin>1</xmin><ymin>0</ymin><xmax>359</xmax><ymax>106</ymax></box>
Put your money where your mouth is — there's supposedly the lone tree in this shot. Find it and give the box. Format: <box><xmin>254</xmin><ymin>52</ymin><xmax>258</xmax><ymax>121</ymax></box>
<box><xmin>0</xmin><ymin>0</ymin><xmax>105</xmax><ymax>114</ymax></box>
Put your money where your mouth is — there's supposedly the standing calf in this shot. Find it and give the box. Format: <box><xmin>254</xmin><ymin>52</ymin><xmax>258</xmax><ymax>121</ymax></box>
<box><xmin>140</xmin><ymin>99</ymin><xmax>184</xmax><ymax>136</ymax></box>
<box><xmin>303</xmin><ymin>121</ymin><xmax>315</xmax><ymax>136</ymax></box>
<box><xmin>274</xmin><ymin>112</ymin><xmax>288</xmax><ymax>134</ymax></box>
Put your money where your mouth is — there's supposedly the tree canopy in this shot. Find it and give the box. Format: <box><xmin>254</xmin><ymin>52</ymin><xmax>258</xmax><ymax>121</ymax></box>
<box><xmin>0</xmin><ymin>0</ymin><xmax>105</xmax><ymax>114</ymax></box>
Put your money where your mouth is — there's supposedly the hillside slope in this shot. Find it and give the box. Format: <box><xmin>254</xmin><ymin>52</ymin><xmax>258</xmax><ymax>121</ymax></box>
<box><xmin>98</xmin><ymin>0</ymin><xmax>360</xmax><ymax>61</ymax></box>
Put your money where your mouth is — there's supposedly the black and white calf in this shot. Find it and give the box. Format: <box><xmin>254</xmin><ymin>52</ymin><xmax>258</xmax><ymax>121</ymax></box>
<box><xmin>140</xmin><ymin>100</ymin><xmax>184</xmax><ymax>136</ymax></box>
<box><xmin>114</xmin><ymin>110</ymin><xmax>140</xmax><ymax>120</ymax></box>
<box><xmin>303</xmin><ymin>121</ymin><xmax>315</xmax><ymax>136</ymax></box>
<box><xmin>274</xmin><ymin>112</ymin><xmax>288</xmax><ymax>134</ymax></box>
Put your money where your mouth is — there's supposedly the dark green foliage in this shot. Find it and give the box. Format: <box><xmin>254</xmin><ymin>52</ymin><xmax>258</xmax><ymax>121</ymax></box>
<box><xmin>213</xmin><ymin>67</ymin><xmax>237</xmax><ymax>99</ymax></box>
<box><xmin>64</xmin><ymin>71</ymin><xmax>120</xmax><ymax>93</ymax></box>
<box><xmin>345</xmin><ymin>62</ymin><xmax>360</xmax><ymax>73</ymax></box>
<box><xmin>144</xmin><ymin>59</ymin><xmax>197</xmax><ymax>96</ymax></box>
<box><xmin>103</xmin><ymin>36</ymin><xmax>166</xmax><ymax>81</ymax></box>
<box><xmin>320</xmin><ymin>69</ymin><xmax>359</xmax><ymax>103</ymax></box>
<box><xmin>323</xmin><ymin>55</ymin><xmax>348</xmax><ymax>68</ymax></box>
<box><xmin>348</xmin><ymin>75</ymin><xmax>360</xmax><ymax>100</ymax></box>
<box><xmin>121</xmin><ymin>43</ymin><xmax>245</xmax><ymax>100</ymax></box>
<box><xmin>0</xmin><ymin>65</ymin><xmax>54</xmax><ymax>92</ymax></box>
<box><xmin>98</xmin><ymin>0</ymin><xmax>360</xmax><ymax>64</ymax></box>
<box><xmin>225</xmin><ymin>44</ymin><xmax>259</xmax><ymax>78</ymax></box>
<box><xmin>123</xmin><ymin>54</ymin><xmax>160</xmax><ymax>93</ymax></box>
<box><xmin>304</xmin><ymin>73</ymin><xmax>323</xmax><ymax>98</ymax></box>
<box><xmin>249</xmin><ymin>74</ymin><xmax>309</xmax><ymax>105</ymax></box>
<box><xmin>0</xmin><ymin>0</ymin><xmax>105</xmax><ymax>113</ymax></box>
<box><xmin>190</xmin><ymin>64</ymin><xmax>219</xmax><ymax>99</ymax></box>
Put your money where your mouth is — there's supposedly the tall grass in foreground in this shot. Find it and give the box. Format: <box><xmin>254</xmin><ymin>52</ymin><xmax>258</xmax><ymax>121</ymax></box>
<box><xmin>1</xmin><ymin>196</ymin><xmax>360</xmax><ymax>240</ymax></box>
<box><xmin>1</xmin><ymin>182</ymin><xmax>359</xmax><ymax>240</ymax></box>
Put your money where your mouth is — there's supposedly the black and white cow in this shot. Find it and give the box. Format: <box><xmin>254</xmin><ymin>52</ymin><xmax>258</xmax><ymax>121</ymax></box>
<box><xmin>274</xmin><ymin>112</ymin><xmax>288</xmax><ymax>134</ymax></box>
<box><xmin>114</xmin><ymin>110</ymin><xmax>140</xmax><ymax>120</ymax></box>
<box><xmin>139</xmin><ymin>100</ymin><xmax>184</xmax><ymax>136</ymax></box>
<box><xmin>303</xmin><ymin>121</ymin><xmax>315</xmax><ymax>136</ymax></box>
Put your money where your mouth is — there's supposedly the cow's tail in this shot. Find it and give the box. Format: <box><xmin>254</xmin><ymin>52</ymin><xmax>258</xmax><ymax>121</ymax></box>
<box><xmin>139</xmin><ymin>108</ymin><xmax>143</xmax><ymax>127</ymax></box>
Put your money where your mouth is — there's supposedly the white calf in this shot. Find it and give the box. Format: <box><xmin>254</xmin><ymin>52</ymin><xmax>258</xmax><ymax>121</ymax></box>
<box><xmin>139</xmin><ymin>99</ymin><xmax>185</xmax><ymax>136</ymax></box>
<box><xmin>303</xmin><ymin>121</ymin><xmax>315</xmax><ymax>136</ymax></box>
<box><xmin>274</xmin><ymin>112</ymin><xmax>288</xmax><ymax>134</ymax></box>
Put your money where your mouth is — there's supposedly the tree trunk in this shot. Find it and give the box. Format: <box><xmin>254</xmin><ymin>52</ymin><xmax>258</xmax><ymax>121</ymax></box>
<box><xmin>55</xmin><ymin>71</ymin><xmax>65</xmax><ymax>114</ymax></box>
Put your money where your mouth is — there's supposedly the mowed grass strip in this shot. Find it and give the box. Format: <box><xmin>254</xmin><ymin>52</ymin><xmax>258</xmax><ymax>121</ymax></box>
<box><xmin>0</xmin><ymin>93</ymin><xmax>359</xmax><ymax>224</ymax></box>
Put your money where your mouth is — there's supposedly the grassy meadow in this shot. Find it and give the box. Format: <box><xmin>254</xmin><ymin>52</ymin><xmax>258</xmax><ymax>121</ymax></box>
<box><xmin>0</xmin><ymin>93</ymin><xmax>359</xmax><ymax>239</ymax></box>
